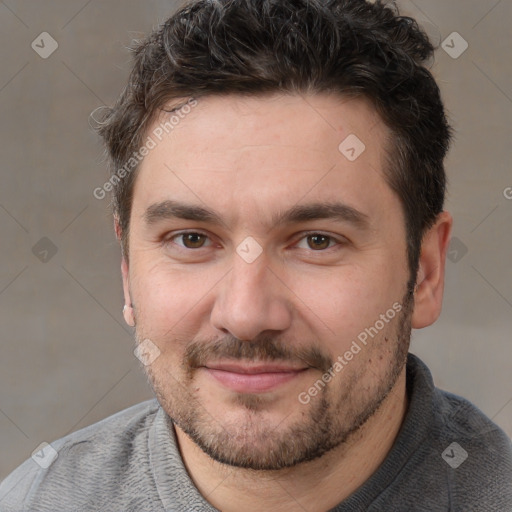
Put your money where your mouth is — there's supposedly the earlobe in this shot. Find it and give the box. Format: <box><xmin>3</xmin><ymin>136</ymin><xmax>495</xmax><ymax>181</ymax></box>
<box><xmin>114</xmin><ymin>216</ymin><xmax>122</xmax><ymax>241</ymax></box>
<box><xmin>117</xmin><ymin>220</ymin><xmax>135</xmax><ymax>327</ymax></box>
<box><xmin>411</xmin><ymin>211</ymin><xmax>453</xmax><ymax>329</ymax></box>
<box><xmin>121</xmin><ymin>257</ymin><xmax>135</xmax><ymax>327</ymax></box>
<box><xmin>123</xmin><ymin>304</ymin><xmax>135</xmax><ymax>327</ymax></box>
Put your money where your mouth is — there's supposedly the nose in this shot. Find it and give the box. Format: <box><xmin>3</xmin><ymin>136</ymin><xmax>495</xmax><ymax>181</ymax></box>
<box><xmin>210</xmin><ymin>253</ymin><xmax>293</xmax><ymax>341</ymax></box>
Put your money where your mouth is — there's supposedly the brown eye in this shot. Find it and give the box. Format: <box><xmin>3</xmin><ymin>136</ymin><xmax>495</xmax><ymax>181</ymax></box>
<box><xmin>306</xmin><ymin>234</ymin><xmax>332</xmax><ymax>250</ymax></box>
<box><xmin>179</xmin><ymin>232</ymin><xmax>208</xmax><ymax>249</ymax></box>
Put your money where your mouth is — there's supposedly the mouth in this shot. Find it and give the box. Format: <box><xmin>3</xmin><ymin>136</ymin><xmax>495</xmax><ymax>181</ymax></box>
<box><xmin>202</xmin><ymin>361</ymin><xmax>309</xmax><ymax>393</ymax></box>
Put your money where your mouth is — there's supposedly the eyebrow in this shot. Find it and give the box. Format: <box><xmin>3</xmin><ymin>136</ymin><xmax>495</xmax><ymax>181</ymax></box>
<box><xmin>144</xmin><ymin>199</ymin><xmax>371</xmax><ymax>231</ymax></box>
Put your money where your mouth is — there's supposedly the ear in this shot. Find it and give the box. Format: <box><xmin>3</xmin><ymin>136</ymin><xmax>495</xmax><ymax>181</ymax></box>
<box><xmin>412</xmin><ymin>211</ymin><xmax>453</xmax><ymax>329</ymax></box>
<box><xmin>115</xmin><ymin>216</ymin><xmax>135</xmax><ymax>327</ymax></box>
<box><xmin>114</xmin><ymin>215</ymin><xmax>122</xmax><ymax>242</ymax></box>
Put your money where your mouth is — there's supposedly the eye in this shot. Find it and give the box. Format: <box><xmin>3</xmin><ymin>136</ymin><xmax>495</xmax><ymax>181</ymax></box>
<box><xmin>168</xmin><ymin>231</ymin><xmax>212</xmax><ymax>249</ymax></box>
<box><xmin>164</xmin><ymin>230</ymin><xmax>346</xmax><ymax>254</ymax></box>
<box><xmin>295</xmin><ymin>232</ymin><xmax>344</xmax><ymax>251</ymax></box>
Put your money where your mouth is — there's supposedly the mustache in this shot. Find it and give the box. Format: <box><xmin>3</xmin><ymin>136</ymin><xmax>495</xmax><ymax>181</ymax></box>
<box><xmin>184</xmin><ymin>334</ymin><xmax>333</xmax><ymax>373</ymax></box>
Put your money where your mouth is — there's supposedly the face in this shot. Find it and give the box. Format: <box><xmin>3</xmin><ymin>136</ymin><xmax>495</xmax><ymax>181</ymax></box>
<box><xmin>122</xmin><ymin>93</ymin><xmax>414</xmax><ymax>470</ymax></box>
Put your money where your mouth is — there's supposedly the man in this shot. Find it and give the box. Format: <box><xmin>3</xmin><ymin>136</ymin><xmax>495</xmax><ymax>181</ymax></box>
<box><xmin>1</xmin><ymin>0</ymin><xmax>511</xmax><ymax>510</ymax></box>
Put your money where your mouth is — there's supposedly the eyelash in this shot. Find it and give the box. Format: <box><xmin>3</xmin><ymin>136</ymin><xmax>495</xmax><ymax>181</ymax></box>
<box><xmin>165</xmin><ymin>230</ymin><xmax>347</xmax><ymax>252</ymax></box>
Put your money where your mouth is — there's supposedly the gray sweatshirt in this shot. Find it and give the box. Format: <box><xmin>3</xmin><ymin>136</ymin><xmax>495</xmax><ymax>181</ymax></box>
<box><xmin>1</xmin><ymin>353</ymin><xmax>511</xmax><ymax>511</ymax></box>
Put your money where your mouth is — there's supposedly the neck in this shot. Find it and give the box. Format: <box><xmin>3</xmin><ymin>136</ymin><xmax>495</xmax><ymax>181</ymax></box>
<box><xmin>174</xmin><ymin>368</ymin><xmax>408</xmax><ymax>512</ymax></box>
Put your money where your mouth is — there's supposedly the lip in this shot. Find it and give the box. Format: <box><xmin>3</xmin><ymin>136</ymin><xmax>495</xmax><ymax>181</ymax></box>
<box><xmin>203</xmin><ymin>362</ymin><xmax>308</xmax><ymax>393</ymax></box>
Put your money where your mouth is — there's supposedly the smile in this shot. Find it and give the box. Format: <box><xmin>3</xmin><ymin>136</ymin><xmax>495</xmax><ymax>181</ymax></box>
<box><xmin>203</xmin><ymin>362</ymin><xmax>309</xmax><ymax>393</ymax></box>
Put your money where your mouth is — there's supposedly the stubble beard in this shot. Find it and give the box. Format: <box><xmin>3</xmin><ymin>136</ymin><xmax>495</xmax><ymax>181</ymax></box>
<box><xmin>137</xmin><ymin>289</ymin><xmax>413</xmax><ymax>471</ymax></box>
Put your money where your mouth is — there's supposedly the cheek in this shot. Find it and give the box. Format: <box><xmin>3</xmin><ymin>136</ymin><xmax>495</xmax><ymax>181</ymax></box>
<box><xmin>303</xmin><ymin>275</ymin><xmax>367</xmax><ymax>337</ymax></box>
<box><xmin>291</xmin><ymin>260</ymin><xmax>406</xmax><ymax>353</ymax></box>
<box><xmin>130</xmin><ymin>257</ymin><xmax>220</xmax><ymax>338</ymax></box>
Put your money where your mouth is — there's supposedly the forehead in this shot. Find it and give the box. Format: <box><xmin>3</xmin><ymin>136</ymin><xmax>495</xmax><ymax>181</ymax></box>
<box><xmin>131</xmin><ymin>93</ymin><xmax>398</xmax><ymax>230</ymax></box>
<box><xmin>149</xmin><ymin>93</ymin><xmax>385</xmax><ymax>166</ymax></box>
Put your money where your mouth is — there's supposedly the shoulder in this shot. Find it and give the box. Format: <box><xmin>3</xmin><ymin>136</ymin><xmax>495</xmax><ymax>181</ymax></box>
<box><xmin>0</xmin><ymin>399</ymin><xmax>161</xmax><ymax>511</ymax></box>
<box><xmin>431</xmin><ymin>380</ymin><xmax>512</xmax><ymax>509</ymax></box>
<box><xmin>408</xmin><ymin>354</ymin><xmax>510</xmax><ymax>456</ymax></box>
<box><xmin>400</xmin><ymin>354</ymin><xmax>512</xmax><ymax>510</ymax></box>
<box><xmin>433</xmin><ymin>381</ymin><xmax>512</xmax><ymax>463</ymax></box>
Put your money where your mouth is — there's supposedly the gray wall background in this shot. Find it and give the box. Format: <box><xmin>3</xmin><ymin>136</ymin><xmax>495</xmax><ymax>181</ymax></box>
<box><xmin>0</xmin><ymin>0</ymin><xmax>511</xmax><ymax>479</ymax></box>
